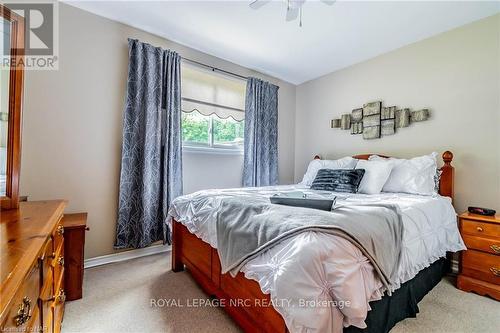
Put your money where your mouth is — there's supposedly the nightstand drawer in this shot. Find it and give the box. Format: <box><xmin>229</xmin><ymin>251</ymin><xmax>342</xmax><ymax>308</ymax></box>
<box><xmin>462</xmin><ymin>250</ymin><xmax>500</xmax><ymax>285</ymax></box>
<box><xmin>462</xmin><ymin>234</ymin><xmax>500</xmax><ymax>255</ymax></box>
<box><xmin>461</xmin><ymin>219</ymin><xmax>500</xmax><ymax>238</ymax></box>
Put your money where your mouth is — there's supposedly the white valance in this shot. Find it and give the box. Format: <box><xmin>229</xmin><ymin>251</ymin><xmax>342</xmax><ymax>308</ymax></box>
<box><xmin>181</xmin><ymin>64</ymin><xmax>246</xmax><ymax>121</ymax></box>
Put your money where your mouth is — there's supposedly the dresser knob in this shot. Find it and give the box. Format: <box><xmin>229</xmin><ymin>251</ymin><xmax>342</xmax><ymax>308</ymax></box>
<box><xmin>57</xmin><ymin>256</ymin><xmax>64</xmax><ymax>266</ymax></box>
<box><xmin>14</xmin><ymin>297</ymin><xmax>32</xmax><ymax>326</ymax></box>
<box><xmin>491</xmin><ymin>245</ymin><xmax>500</xmax><ymax>254</ymax></box>
<box><xmin>57</xmin><ymin>225</ymin><xmax>64</xmax><ymax>235</ymax></box>
<box><xmin>476</xmin><ymin>226</ymin><xmax>483</xmax><ymax>232</ymax></box>
<box><xmin>57</xmin><ymin>289</ymin><xmax>66</xmax><ymax>303</ymax></box>
<box><xmin>490</xmin><ymin>267</ymin><xmax>500</xmax><ymax>277</ymax></box>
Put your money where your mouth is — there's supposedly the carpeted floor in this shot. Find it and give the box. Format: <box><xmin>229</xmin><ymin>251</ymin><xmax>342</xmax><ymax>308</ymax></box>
<box><xmin>62</xmin><ymin>253</ymin><xmax>500</xmax><ymax>333</ymax></box>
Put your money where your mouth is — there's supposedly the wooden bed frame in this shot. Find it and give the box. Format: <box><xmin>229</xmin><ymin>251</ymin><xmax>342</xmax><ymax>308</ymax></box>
<box><xmin>172</xmin><ymin>151</ymin><xmax>455</xmax><ymax>332</ymax></box>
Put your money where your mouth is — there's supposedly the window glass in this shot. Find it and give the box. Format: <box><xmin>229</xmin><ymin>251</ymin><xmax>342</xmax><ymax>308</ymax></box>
<box><xmin>213</xmin><ymin>117</ymin><xmax>244</xmax><ymax>148</ymax></box>
<box><xmin>181</xmin><ymin>111</ymin><xmax>210</xmax><ymax>146</ymax></box>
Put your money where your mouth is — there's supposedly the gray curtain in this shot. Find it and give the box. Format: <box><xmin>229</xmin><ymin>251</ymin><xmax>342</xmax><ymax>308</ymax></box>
<box><xmin>115</xmin><ymin>39</ymin><xmax>182</xmax><ymax>249</ymax></box>
<box><xmin>243</xmin><ymin>77</ymin><xmax>279</xmax><ymax>187</ymax></box>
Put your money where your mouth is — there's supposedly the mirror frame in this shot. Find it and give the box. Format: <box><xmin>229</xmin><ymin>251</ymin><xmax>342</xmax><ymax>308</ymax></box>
<box><xmin>1</xmin><ymin>5</ymin><xmax>24</xmax><ymax>210</ymax></box>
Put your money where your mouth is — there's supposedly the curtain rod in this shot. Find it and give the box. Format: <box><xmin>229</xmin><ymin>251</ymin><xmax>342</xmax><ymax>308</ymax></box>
<box><xmin>181</xmin><ymin>57</ymin><xmax>249</xmax><ymax>81</ymax></box>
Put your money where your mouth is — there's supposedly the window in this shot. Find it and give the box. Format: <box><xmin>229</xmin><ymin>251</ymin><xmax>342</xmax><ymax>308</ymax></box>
<box><xmin>181</xmin><ymin>64</ymin><xmax>246</xmax><ymax>153</ymax></box>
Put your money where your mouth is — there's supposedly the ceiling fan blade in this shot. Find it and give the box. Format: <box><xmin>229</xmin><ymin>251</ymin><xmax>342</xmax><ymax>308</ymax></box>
<box><xmin>321</xmin><ymin>0</ymin><xmax>336</xmax><ymax>5</ymax></box>
<box><xmin>249</xmin><ymin>0</ymin><xmax>271</xmax><ymax>10</ymax></box>
<box><xmin>285</xmin><ymin>7</ymin><xmax>299</xmax><ymax>22</ymax></box>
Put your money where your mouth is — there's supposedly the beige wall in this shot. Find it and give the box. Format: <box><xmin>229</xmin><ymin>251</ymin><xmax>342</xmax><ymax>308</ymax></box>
<box><xmin>20</xmin><ymin>4</ymin><xmax>296</xmax><ymax>259</ymax></box>
<box><xmin>183</xmin><ymin>152</ymin><xmax>243</xmax><ymax>193</ymax></box>
<box><xmin>295</xmin><ymin>14</ymin><xmax>500</xmax><ymax>213</ymax></box>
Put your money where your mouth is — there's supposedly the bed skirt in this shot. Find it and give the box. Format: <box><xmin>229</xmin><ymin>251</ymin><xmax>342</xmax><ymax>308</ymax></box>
<box><xmin>345</xmin><ymin>258</ymin><xmax>447</xmax><ymax>333</ymax></box>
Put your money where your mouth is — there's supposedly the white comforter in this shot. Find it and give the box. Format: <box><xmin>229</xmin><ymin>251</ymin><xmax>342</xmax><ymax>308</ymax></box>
<box><xmin>168</xmin><ymin>185</ymin><xmax>465</xmax><ymax>332</ymax></box>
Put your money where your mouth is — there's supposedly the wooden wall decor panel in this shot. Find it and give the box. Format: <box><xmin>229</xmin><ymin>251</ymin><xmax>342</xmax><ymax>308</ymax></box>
<box><xmin>331</xmin><ymin>100</ymin><xmax>431</xmax><ymax>140</ymax></box>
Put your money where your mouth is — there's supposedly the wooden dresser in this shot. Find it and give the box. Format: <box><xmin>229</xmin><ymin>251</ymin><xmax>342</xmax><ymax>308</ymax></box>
<box><xmin>457</xmin><ymin>212</ymin><xmax>500</xmax><ymax>300</ymax></box>
<box><xmin>0</xmin><ymin>200</ymin><xmax>67</xmax><ymax>333</ymax></box>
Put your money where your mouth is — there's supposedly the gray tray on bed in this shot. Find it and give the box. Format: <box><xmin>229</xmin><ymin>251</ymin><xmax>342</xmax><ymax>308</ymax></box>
<box><xmin>270</xmin><ymin>192</ymin><xmax>336</xmax><ymax>211</ymax></box>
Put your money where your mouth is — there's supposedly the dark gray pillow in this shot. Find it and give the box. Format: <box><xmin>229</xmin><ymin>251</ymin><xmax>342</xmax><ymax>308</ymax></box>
<box><xmin>311</xmin><ymin>169</ymin><xmax>365</xmax><ymax>193</ymax></box>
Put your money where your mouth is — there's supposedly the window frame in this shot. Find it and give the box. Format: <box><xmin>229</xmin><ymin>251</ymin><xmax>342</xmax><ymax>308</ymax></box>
<box><xmin>180</xmin><ymin>63</ymin><xmax>246</xmax><ymax>154</ymax></box>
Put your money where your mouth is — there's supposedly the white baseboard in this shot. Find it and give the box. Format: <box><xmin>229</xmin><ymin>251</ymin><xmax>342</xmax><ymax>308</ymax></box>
<box><xmin>84</xmin><ymin>244</ymin><xmax>171</xmax><ymax>269</ymax></box>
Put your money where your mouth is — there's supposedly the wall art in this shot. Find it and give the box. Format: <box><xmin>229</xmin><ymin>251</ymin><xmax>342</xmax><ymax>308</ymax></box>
<box><xmin>330</xmin><ymin>101</ymin><xmax>430</xmax><ymax>140</ymax></box>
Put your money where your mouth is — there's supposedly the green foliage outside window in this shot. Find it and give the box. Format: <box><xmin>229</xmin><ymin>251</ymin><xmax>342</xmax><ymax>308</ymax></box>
<box><xmin>182</xmin><ymin>111</ymin><xmax>244</xmax><ymax>147</ymax></box>
<box><xmin>213</xmin><ymin>117</ymin><xmax>244</xmax><ymax>145</ymax></box>
<box><xmin>181</xmin><ymin>112</ymin><xmax>209</xmax><ymax>143</ymax></box>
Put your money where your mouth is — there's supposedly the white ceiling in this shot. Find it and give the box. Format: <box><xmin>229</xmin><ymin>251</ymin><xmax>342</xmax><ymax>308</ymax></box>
<box><xmin>66</xmin><ymin>1</ymin><xmax>500</xmax><ymax>84</ymax></box>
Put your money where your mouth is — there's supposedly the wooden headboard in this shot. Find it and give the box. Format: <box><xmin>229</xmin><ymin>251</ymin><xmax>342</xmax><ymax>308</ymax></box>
<box><xmin>313</xmin><ymin>151</ymin><xmax>454</xmax><ymax>202</ymax></box>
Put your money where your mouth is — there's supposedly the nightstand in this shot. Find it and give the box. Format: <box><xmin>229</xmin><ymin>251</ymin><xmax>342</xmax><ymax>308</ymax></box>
<box><xmin>457</xmin><ymin>212</ymin><xmax>500</xmax><ymax>300</ymax></box>
<box><xmin>63</xmin><ymin>212</ymin><xmax>88</xmax><ymax>301</ymax></box>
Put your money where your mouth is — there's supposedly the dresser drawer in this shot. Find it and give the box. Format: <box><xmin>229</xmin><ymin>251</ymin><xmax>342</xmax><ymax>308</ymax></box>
<box><xmin>461</xmin><ymin>249</ymin><xmax>500</xmax><ymax>285</ymax></box>
<box><xmin>53</xmin><ymin>285</ymin><xmax>65</xmax><ymax>333</ymax></box>
<box><xmin>52</xmin><ymin>217</ymin><xmax>65</xmax><ymax>251</ymax></box>
<box><xmin>0</xmin><ymin>262</ymin><xmax>40</xmax><ymax>330</ymax></box>
<box><xmin>53</xmin><ymin>241</ymin><xmax>65</xmax><ymax>286</ymax></box>
<box><xmin>41</xmin><ymin>237</ymin><xmax>54</xmax><ymax>284</ymax></box>
<box><xmin>461</xmin><ymin>219</ymin><xmax>500</xmax><ymax>238</ymax></box>
<box><xmin>40</xmin><ymin>268</ymin><xmax>54</xmax><ymax>333</ymax></box>
<box><xmin>462</xmin><ymin>234</ymin><xmax>500</xmax><ymax>255</ymax></box>
<box><xmin>44</xmin><ymin>308</ymin><xmax>53</xmax><ymax>333</ymax></box>
<box><xmin>2</xmin><ymin>303</ymin><xmax>41</xmax><ymax>333</ymax></box>
<box><xmin>52</xmin><ymin>269</ymin><xmax>65</xmax><ymax>333</ymax></box>
<box><xmin>28</xmin><ymin>305</ymin><xmax>41</xmax><ymax>333</ymax></box>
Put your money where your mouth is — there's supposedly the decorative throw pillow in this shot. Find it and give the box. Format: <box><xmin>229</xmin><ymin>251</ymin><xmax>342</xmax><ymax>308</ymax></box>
<box><xmin>300</xmin><ymin>157</ymin><xmax>358</xmax><ymax>186</ymax></box>
<box><xmin>311</xmin><ymin>169</ymin><xmax>365</xmax><ymax>193</ymax></box>
<box><xmin>369</xmin><ymin>152</ymin><xmax>438</xmax><ymax>195</ymax></box>
<box><xmin>355</xmin><ymin>159</ymin><xmax>394</xmax><ymax>194</ymax></box>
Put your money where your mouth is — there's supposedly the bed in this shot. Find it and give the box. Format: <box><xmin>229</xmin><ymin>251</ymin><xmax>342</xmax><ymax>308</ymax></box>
<box><xmin>169</xmin><ymin>151</ymin><xmax>465</xmax><ymax>332</ymax></box>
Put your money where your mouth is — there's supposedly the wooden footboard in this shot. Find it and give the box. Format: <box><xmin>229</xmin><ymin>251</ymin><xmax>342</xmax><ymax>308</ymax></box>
<box><xmin>172</xmin><ymin>220</ymin><xmax>287</xmax><ymax>332</ymax></box>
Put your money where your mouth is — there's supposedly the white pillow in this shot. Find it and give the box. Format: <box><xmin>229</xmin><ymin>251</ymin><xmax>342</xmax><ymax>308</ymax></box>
<box><xmin>369</xmin><ymin>152</ymin><xmax>438</xmax><ymax>195</ymax></box>
<box><xmin>355</xmin><ymin>159</ymin><xmax>393</xmax><ymax>194</ymax></box>
<box><xmin>300</xmin><ymin>156</ymin><xmax>358</xmax><ymax>186</ymax></box>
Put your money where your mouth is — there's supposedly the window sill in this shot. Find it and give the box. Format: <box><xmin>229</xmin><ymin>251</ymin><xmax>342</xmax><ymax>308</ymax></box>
<box><xmin>182</xmin><ymin>146</ymin><xmax>244</xmax><ymax>156</ymax></box>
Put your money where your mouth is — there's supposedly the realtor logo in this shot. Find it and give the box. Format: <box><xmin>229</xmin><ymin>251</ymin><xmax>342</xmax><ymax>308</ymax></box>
<box><xmin>2</xmin><ymin>1</ymin><xmax>58</xmax><ymax>69</ymax></box>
